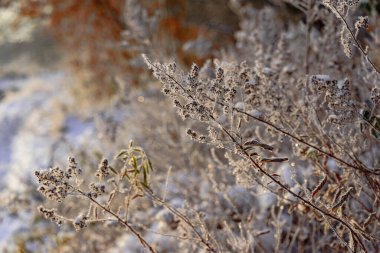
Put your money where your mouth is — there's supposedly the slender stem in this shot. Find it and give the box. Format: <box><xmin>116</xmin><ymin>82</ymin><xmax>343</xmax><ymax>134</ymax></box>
<box><xmin>146</xmin><ymin>59</ymin><xmax>380</xmax><ymax>175</ymax></box>
<box><xmin>77</xmin><ymin>189</ymin><xmax>157</xmax><ymax>253</ymax></box>
<box><xmin>216</xmin><ymin>122</ymin><xmax>367</xmax><ymax>252</ymax></box>
<box><xmin>334</xmin><ymin>6</ymin><xmax>380</xmax><ymax>78</ymax></box>
<box><xmin>145</xmin><ymin>191</ymin><xmax>218</xmax><ymax>253</ymax></box>
<box><xmin>231</xmin><ymin>106</ymin><xmax>380</xmax><ymax>175</ymax></box>
<box><xmin>305</xmin><ymin>0</ymin><xmax>312</xmax><ymax>75</ymax></box>
<box><xmin>145</xmin><ymin>57</ymin><xmax>373</xmax><ymax>251</ymax></box>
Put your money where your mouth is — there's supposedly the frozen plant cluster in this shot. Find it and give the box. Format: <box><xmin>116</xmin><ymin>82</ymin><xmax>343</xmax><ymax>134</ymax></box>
<box><xmin>24</xmin><ymin>0</ymin><xmax>380</xmax><ymax>252</ymax></box>
<box><xmin>143</xmin><ymin>0</ymin><xmax>380</xmax><ymax>252</ymax></box>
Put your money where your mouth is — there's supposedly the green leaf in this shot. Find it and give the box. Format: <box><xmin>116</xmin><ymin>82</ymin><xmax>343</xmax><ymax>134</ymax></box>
<box><xmin>142</xmin><ymin>163</ymin><xmax>148</xmax><ymax>185</ymax></box>
<box><xmin>108</xmin><ymin>166</ymin><xmax>118</xmax><ymax>175</ymax></box>
<box><xmin>147</xmin><ymin>158</ymin><xmax>153</xmax><ymax>171</ymax></box>
<box><xmin>116</xmin><ymin>150</ymin><xmax>128</xmax><ymax>159</ymax></box>
<box><xmin>132</xmin><ymin>156</ymin><xmax>138</xmax><ymax>170</ymax></box>
<box><xmin>133</xmin><ymin>147</ymin><xmax>143</xmax><ymax>153</ymax></box>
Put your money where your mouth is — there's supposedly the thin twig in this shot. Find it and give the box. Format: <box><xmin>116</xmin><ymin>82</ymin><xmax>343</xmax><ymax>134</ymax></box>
<box><xmin>145</xmin><ymin>58</ymin><xmax>380</xmax><ymax>175</ymax></box>
<box><xmin>145</xmin><ymin>57</ymin><xmax>373</xmax><ymax>252</ymax></box>
<box><xmin>77</xmin><ymin>189</ymin><xmax>157</xmax><ymax>253</ymax></box>
<box><xmin>145</xmin><ymin>191</ymin><xmax>219</xmax><ymax>253</ymax></box>
<box><xmin>215</xmin><ymin>122</ymin><xmax>367</xmax><ymax>252</ymax></box>
<box><xmin>231</xmin><ymin>106</ymin><xmax>380</xmax><ymax>175</ymax></box>
<box><xmin>333</xmin><ymin>5</ymin><xmax>380</xmax><ymax>79</ymax></box>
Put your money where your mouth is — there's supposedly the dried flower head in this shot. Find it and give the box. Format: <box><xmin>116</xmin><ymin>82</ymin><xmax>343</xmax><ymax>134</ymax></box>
<box><xmin>96</xmin><ymin>158</ymin><xmax>110</xmax><ymax>179</ymax></box>
<box><xmin>35</xmin><ymin>167</ymin><xmax>71</xmax><ymax>202</ymax></box>
<box><xmin>73</xmin><ymin>214</ymin><xmax>89</xmax><ymax>231</ymax></box>
<box><xmin>67</xmin><ymin>156</ymin><xmax>82</xmax><ymax>177</ymax></box>
<box><xmin>38</xmin><ymin>206</ymin><xmax>63</xmax><ymax>226</ymax></box>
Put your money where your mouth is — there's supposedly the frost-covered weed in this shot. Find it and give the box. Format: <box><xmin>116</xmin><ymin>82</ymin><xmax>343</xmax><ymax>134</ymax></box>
<box><xmin>22</xmin><ymin>0</ymin><xmax>380</xmax><ymax>252</ymax></box>
<box><xmin>142</xmin><ymin>1</ymin><xmax>380</xmax><ymax>252</ymax></box>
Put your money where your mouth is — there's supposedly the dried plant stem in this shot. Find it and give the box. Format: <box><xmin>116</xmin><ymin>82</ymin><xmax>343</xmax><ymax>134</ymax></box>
<box><xmin>304</xmin><ymin>0</ymin><xmax>313</xmax><ymax>75</ymax></box>
<box><xmin>333</xmin><ymin>6</ymin><xmax>380</xmax><ymax>79</ymax></box>
<box><xmin>145</xmin><ymin>58</ymin><xmax>374</xmax><ymax>251</ymax></box>
<box><xmin>147</xmin><ymin>60</ymin><xmax>379</xmax><ymax>175</ymax></box>
<box><xmin>230</xmin><ymin>106</ymin><xmax>380</xmax><ymax>175</ymax></box>
<box><xmin>77</xmin><ymin>189</ymin><xmax>157</xmax><ymax>253</ymax></box>
<box><xmin>215</xmin><ymin>122</ymin><xmax>367</xmax><ymax>253</ymax></box>
<box><xmin>325</xmin><ymin>217</ymin><xmax>355</xmax><ymax>253</ymax></box>
<box><xmin>145</xmin><ymin>190</ymin><xmax>218</xmax><ymax>253</ymax></box>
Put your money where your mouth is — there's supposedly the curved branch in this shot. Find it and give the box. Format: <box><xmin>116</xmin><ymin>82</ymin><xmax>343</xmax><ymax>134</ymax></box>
<box><xmin>77</xmin><ymin>189</ymin><xmax>157</xmax><ymax>253</ymax></box>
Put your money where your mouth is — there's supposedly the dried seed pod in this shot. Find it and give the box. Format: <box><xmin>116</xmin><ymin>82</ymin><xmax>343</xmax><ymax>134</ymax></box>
<box><xmin>363</xmin><ymin>212</ymin><xmax>376</xmax><ymax>228</ymax></box>
<box><xmin>261</xmin><ymin>157</ymin><xmax>288</xmax><ymax>163</ymax></box>
<box><xmin>243</xmin><ymin>139</ymin><xmax>274</xmax><ymax>151</ymax></box>
<box><xmin>332</xmin><ymin>187</ymin><xmax>353</xmax><ymax>210</ymax></box>
<box><xmin>312</xmin><ymin>174</ymin><xmax>328</xmax><ymax>198</ymax></box>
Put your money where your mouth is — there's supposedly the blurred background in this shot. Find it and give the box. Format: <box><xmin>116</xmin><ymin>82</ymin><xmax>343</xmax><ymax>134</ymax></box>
<box><xmin>0</xmin><ymin>0</ymin><xmax>379</xmax><ymax>252</ymax></box>
<box><xmin>0</xmin><ymin>0</ymin><xmax>240</xmax><ymax>251</ymax></box>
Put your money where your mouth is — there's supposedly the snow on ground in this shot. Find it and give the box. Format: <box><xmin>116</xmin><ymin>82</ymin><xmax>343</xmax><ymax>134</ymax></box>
<box><xmin>0</xmin><ymin>71</ymin><xmax>98</xmax><ymax>249</ymax></box>
<box><xmin>0</xmin><ymin>71</ymin><xmax>278</xmax><ymax>252</ymax></box>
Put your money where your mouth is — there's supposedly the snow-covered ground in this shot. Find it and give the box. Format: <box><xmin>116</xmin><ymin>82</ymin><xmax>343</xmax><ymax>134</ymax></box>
<box><xmin>0</xmin><ymin>71</ymin><xmax>98</xmax><ymax>249</ymax></box>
